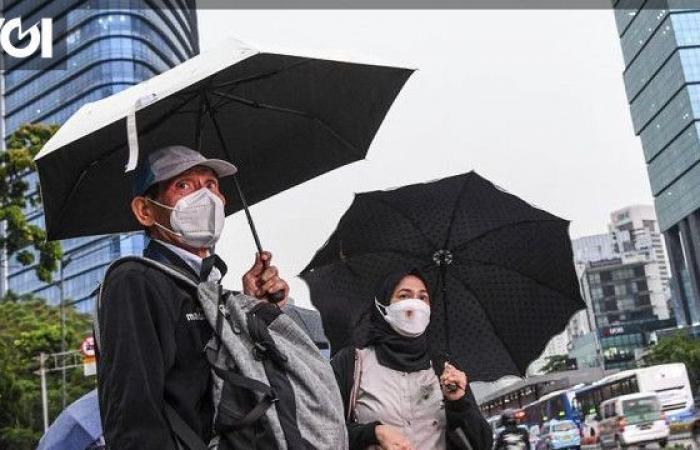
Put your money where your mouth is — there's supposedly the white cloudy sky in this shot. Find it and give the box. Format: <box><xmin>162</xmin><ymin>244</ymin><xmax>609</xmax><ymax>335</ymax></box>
<box><xmin>197</xmin><ymin>10</ymin><xmax>651</xmax><ymax>307</ymax></box>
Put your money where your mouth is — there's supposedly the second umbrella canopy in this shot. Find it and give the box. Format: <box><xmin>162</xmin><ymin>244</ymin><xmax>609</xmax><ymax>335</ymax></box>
<box><xmin>301</xmin><ymin>171</ymin><xmax>585</xmax><ymax>381</ymax></box>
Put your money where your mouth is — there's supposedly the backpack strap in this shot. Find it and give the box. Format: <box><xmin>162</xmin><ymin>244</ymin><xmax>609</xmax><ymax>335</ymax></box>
<box><xmin>93</xmin><ymin>256</ymin><xmax>199</xmax><ymax>351</ymax></box>
<box><xmin>347</xmin><ymin>348</ymin><xmax>364</xmax><ymax>421</ymax></box>
<box><xmin>164</xmin><ymin>403</ymin><xmax>209</xmax><ymax>450</ymax></box>
<box><xmin>211</xmin><ymin>365</ymin><xmax>278</xmax><ymax>429</ymax></box>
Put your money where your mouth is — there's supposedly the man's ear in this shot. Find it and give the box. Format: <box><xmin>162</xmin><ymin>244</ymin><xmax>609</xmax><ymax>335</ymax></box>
<box><xmin>131</xmin><ymin>196</ymin><xmax>156</xmax><ymax>227</ymax></box>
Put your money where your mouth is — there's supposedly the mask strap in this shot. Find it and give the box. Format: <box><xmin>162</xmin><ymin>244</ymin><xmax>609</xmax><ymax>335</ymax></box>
<box><xmin>145</xmin><ymin>198</ymin><xmax>181</xmax><ymax>236</ymax></box>
<box><xmin>145</xmin><ymin>197</ymin><xmax>175</xmax><ymax>211</ymax></box>
<box><xmin>153</xmin><ymin>221</ymin><xmax>183</xmax><ymax>238</ymax></box>
<box><xmin>374</xmin><ymin>298</ymin><xmax>388</xmax><ymax>316</ymax></box>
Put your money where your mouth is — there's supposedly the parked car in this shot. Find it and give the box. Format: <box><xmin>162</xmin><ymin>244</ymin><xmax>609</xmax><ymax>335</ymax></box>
<box><xmin>535</xmin><ymin>420</ymin><xmax>580</xmax><ymax>450</ymax></box>
<box><xmin>598</xmin><ymin>392</ymin><xmax>669</xmax><ymax>449</ymax></box>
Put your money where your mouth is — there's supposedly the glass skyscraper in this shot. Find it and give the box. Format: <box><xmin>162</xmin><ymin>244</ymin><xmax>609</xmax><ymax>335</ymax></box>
<box><xmin>1</xmin><ymin>1</ymin><xmax>199</xmax><ymax>312</ymax></box>
<box><xmin>615</xmin><ymin>2</ymin><xmax>700</xmax><ymax>326</ymax></box>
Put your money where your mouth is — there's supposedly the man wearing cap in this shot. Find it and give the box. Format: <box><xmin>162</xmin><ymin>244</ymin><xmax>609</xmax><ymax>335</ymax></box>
<box><xmin>97</xmin><ymin>145</ymin><xmax>289</xmax><ymax>449</ymax></box>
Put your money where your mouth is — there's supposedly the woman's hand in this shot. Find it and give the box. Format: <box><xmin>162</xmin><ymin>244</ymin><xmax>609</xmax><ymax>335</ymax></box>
<box><xmin>440</xmin><ymin>362</ymin><xmax>468</xmax><ymax>401</ymax></box>
<box><xmin>375</xmin><ymin>424</ymin><xmax>414</xmax><ymax>450</ymax></box>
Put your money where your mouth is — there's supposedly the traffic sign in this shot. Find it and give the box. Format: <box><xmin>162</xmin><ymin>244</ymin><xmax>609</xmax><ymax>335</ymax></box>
<box><xmin>79</xmin><ymin>336</ymin><xmax>95</xmax><ymax>357</ymax></box>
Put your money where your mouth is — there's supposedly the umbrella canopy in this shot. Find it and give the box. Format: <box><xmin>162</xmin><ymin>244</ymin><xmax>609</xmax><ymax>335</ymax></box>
<box><xmin>35</xmin><ymin>38</ymin><xmax>413</xmax><ymax>240</ymax></box>
<box><xmin>36</xmin><ymin>389</ymin><xmax>102</xmax><ymax>450</ymax></box>
<box><xmin>300</xmin><ymin>172</ymin><xmax>585</xmax><ymax>381</ymax></box>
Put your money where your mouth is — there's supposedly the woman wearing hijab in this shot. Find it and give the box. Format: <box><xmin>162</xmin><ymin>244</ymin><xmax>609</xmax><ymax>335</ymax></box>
<box><xmin>331</xmin><ymin>270</ymin><xmax>492</xmax><ymax>450</ymax></box>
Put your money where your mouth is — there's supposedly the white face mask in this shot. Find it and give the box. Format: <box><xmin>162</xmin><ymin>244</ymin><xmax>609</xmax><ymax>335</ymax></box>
<box><xmin>375</xmin><ymin>298</ymin><xmax>431</xmax><ymax>338</ymax></box>
<box><xmin>147</xmin><ymin>188</ymin><xmax>225</xmax><ymax>249</ymax></box>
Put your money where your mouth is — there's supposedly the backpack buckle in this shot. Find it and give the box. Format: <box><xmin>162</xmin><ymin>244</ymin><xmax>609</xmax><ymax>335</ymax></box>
<box><xmin>253</xmin><ymin>342</ymin><xmax>268</xmax><ymax>360</ymax></box>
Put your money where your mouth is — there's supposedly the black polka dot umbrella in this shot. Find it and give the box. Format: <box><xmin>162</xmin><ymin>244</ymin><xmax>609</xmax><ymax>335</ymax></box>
<box><xmin>300</xmin><ymin>172</ymin><xmax>584</xmax><ymax>381</ymax></box>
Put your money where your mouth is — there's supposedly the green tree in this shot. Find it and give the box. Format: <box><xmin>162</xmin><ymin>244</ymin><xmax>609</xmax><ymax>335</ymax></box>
<box><xmin>541</xmin><ymin>354</ymin><xmax>573</xmax><ymax>374</ymax></box>
<box><xmin>644</xmin><ymin>334</ymin><xmax>700</xmax><ymax>390</ymax></box>
<box><xmin>0</xmin><ymin>123</ymin><xmax>62</xmax><ymax>283</ymax></box>
<box><xmin>0</xmin><ymin>294</ymin><xmax>95</xmax><ymax>450</ymax></box>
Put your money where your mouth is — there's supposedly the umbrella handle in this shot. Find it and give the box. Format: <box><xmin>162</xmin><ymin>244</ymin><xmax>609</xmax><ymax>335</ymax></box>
<box><xmin>262</xmin><ymin>258</ymin><xmax>286</xmax><ymax>304</ymax></box>
<box><xmin>267</xmin><ymin>291</ymin><xmax>285</xmax><ymax>303</ymax></box>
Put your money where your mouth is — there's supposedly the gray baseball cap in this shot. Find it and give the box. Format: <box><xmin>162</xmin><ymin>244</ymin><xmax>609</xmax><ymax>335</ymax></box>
<box><xmin>134</xmin><ymin>145</ymin><xmax>237</xmax><ymax>195</ymax></box>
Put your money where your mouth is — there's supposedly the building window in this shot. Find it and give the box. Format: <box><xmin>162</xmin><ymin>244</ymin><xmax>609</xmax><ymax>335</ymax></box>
<box><xmin>603</xmin><ymin>285</ymin><xmax>616</xmax><ymax>297</ymax></box>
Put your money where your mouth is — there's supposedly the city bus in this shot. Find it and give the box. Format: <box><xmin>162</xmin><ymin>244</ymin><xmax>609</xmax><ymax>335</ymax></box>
<box><xmin>522</xmin><ymin>389</ymin><xmax>582</xmax><ymax>428</ymax></box>
<box><xmin>574</xmin><ymin>363</ymin><xmax>693</xmax><ymax>423</ymax></box>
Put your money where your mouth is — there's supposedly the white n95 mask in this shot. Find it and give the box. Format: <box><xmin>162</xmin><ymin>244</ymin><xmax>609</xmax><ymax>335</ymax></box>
<box><xmin>376</xmin><ymin>298</ymin><xmax>431</xmax><ymax>337</ymax></box>
<box><xmin>148</xmin><ymin>188</ymin><xmax>225</xmax><ymax>249</ymax></box>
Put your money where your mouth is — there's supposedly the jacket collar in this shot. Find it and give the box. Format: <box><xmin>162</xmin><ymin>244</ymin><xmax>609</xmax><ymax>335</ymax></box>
<box><xmin>143</xmin><ymin>240</ymin><xmax>200</xmax><ymax>282</ymax></box>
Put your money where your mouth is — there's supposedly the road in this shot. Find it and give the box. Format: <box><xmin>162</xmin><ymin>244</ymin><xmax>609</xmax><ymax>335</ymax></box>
<box><xmin>580</xmin><ymin>432</ymin><xmax>697</xmax><ymax>449</ymax></box>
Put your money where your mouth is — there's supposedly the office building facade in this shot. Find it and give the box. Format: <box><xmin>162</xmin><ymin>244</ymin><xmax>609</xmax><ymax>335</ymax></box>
<box><xmin>581</xmin><ymin>255</ymin><xmax>674</xmax><ymax>370</ymax></box>
<box><xmin>567</xmin><ymin>206</ymin><xmax>673</xmax><ymax>369</ymax></box>
<box><xmin>614</xmin><ymin>3</ymin><xmax>700</xmax><ymax>326</ymax></box>
<box><xmin>609</xmin><ymin>205</ymin><xmax>670</xmax><ymax>289</ymax></box>
<box><xmin>2</xmin><ymin>1</ymin><xmax>199</xmax><ymax>311</ymax></box>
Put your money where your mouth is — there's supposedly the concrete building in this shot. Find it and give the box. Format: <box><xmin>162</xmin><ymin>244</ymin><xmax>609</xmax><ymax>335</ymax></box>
<box><xmin>609</xmin><ymin>205</ymin><xmax>670</xmax><ymax>290</ymax></box>
<box><xmin>580</xmin><ymin>255</ymin><xmax>675</xmax><ymax>370</ymax></box>
<box><xmin>1</xmin><ymin>1</ymin><xmax>199</xmax><ymax>311</ymax></box>
<box><xmin>614</xmin><ymin>4</ymin><xmax>700</xmax><ymax>327</ymax></box>
<box><xmin>572</xmin><ymin>233</ymin><xmax>617</xmax><ymax>265</ymax></box>
<box><xmin>566</xmin><ymin>206</ymin><xmax>673</xmax><ymax>370</ymax></box>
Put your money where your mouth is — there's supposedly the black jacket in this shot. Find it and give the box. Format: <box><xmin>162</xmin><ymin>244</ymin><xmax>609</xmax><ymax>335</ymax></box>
<box><xmin>494</xmin><ymin>424</ymin><xmax>529</xmax><ymax>450</ymax></box>
<box><xmin>331</xmin><ymin>346</ymin><xmax>493</xmax><ymax>450</ymax></box>
<box><xmin>97</xmin><ymin>241</ymin><xmax>214</xmax><ymax>449</ymax></box>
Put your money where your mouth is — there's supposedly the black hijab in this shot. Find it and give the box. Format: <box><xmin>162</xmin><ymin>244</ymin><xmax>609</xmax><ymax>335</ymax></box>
<box><xmin>356</xmin><ymin>270</ymin><xmax>432</xmax><ymax>372</ymax></box>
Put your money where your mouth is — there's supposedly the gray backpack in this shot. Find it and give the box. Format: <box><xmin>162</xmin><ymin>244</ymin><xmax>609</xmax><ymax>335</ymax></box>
<box><xmin>94</xmin><ymin>256</ymin><xmax>348</xmax><ymax>450</ymax></box>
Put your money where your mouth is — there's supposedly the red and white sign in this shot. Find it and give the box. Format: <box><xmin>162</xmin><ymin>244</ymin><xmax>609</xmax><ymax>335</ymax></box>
<box><xmin>79</xmin><ymin>336</ymin><xmax>95</xmax><ymax>357</ymax></box>
<box><xmin>80</xmin><ymin>336</ymin><xmax>96</xmax><ymax>376</ymax></box>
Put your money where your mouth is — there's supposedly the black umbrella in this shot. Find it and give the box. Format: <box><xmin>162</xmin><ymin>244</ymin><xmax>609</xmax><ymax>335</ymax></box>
<box><xmin>35</xmin><ymin>39</ymin><xmax>413</xmax><ymax>249</ymax></box>
<box><xmin>300</xmin><ymin>172</ymin><xmax>584</xmax><ymax>381</ymax></box>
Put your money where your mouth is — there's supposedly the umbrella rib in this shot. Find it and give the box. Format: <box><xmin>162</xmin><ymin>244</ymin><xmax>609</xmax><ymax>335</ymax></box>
<box><xmin>451</xmin><ymin>218</ymin><xmax>565</xmax><ymax>253</ymax></box>
<box><xmin>365</xmin><ymin>195</ymin><xmax>440</xmax><ymax>250</ymax></box>
<box><xmin>453</xmin><ymin>256</ymin><xmax>580</xmax><ymax>301</ymax></box>
<box><xmin>210</xmin><ymin>90</ymin><xmax>364</xmax><ymax>159</ymax></box>
<box><xmin>442</xmin><ymin>175</ymin><xmax>473</xmax><ymax>248</ymax></box>
<box><xmin>443</xmin><ymin>270</ymin><xmax>523</xmax><ymax>375</ymax></box>
<box><xmin>302</xmin><ymin>248</ymin><xmax>431</xmax><ymax>276</ymax></box>
<box><xmin>211</xmin><ymin>60</ymin><xmax>312</xmax><ymax>89</ymax></box>
<box><xmin>53</xmin><ymin>92</ymin><xmax>200</xmax><ymax>235</ymax></box>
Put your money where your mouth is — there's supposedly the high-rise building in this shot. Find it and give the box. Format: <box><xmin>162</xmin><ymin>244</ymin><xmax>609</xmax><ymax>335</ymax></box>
<box><xmin>567</xmin><ymin>206</ymin><xmax>673</xmax><ymax>369</ymax></box>
<box><xmin>609</xmin><ymin>205</ymin><xmax>670</xmax><ymax>289</ymax></box>
<box><xmin>1</xmin><ymin>1</ymin><xmax>199</xmax><ymax>311</ymax></box>
<box><xmin>614</xmin><ymin>4</ymin><xmax>700</xmax><ymax>326</ymax></box>
<box><xmin>572</xmin><ymin>233</ymin><xmax>616</xmax><ymax>265</ymax></box>
<box><xmin>580</xmin><ymin>255</ymin><xmax>675</xmax><ymax>370</ymax></box>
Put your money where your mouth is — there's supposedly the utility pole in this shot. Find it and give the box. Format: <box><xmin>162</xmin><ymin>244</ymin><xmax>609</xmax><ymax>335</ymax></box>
<box><xmin>38</xmin><ymin>353</ymin><xmax>49</xmax><ymax>433</ymax></box>
<box><xmin>35</xmin><ymin>349</ymin><xmax>85</xmax><ymax>430</ymax></box>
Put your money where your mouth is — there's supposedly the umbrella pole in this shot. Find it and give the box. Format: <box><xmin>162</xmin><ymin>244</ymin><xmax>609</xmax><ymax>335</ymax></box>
<box><xmin>203</xmin><ymin>94</ymin><xmax>283</xmax><ymax>302</ymax></box>
<box><xmin>202</xmin><ymin>93</ymin><xmax>264</xmax><ymax>253</ymax></box>
<box><xmin>439</xmin><ymin>264</ymin><xmax>451</xmax><ymax>356</ymax></box>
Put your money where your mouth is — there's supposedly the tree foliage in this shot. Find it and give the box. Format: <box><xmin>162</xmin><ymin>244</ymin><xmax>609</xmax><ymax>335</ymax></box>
<box><xmin>0</xmin><ymin>123</ymin><xmax>62</xmax><ymax>283</ymax></box>
<box><xmin>0</xmin><ymin>293</ymin><xmax>95</xmax><ymax>450</ymax></box>
<box><xmin>541</xmin><ymin>354</ymin><xmax>574</xmax><ymax>374</ymax></box>
<box><xmin>644</xmin><ymin>334</ymin><xmax>700</xmax><ymax>390</ymax></box>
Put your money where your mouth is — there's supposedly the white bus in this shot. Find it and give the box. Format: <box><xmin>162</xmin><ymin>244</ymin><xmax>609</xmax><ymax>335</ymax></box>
<box><xmin>575</xmin><ymin>363</ymin><xmax>693</xmax><ymax>422</ymax></box>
